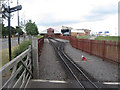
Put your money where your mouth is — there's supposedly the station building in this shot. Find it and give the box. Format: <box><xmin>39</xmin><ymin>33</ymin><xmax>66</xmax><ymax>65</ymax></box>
<box><xmin>71</xmin><ymin>29</ymin><xmax>91</xmax><ymax>36</ymax></box>
<box><xmin>40</xmin><ymin>27</ymin><xmax>61</xmax><ymax>38</ymax></box>
<box><xmin>61</xmin><ymin>26</ymin><xmax>91</xmax><ymax>36</ymax></box>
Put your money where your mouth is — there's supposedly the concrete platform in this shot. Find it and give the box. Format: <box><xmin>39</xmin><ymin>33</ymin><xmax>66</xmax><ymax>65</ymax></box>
<box><xmin>64</xmin><ymin>42</ymin><xmax>118</xmax><ymax>82</ymax></box>
<box><xmin>27</xmin><ymin>79</ymin><xmax>70</xmax><ymax>88</ymax></box>
<box><xmin>27</xmin><ymin>38</ymin><xmax>119</xmax><ymax>88</ymax></box>
<box><xmin>55</xmin><ymin>38</ymin><xmax>119</xmax><ymax>87</ymax></box>
<box><xmin>27</xmin><ymin>39</ymin><xmax>73</xmax><ymax>88</ymax></box>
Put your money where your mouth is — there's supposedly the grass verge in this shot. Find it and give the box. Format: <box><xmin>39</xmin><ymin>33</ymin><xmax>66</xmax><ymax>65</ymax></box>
<box><xmin>77</xmin><ymin>36</ymin><xmax>91</xmax><ymax>39</ymax></box>
<box><xmin>35</xmin><ymin>35</ymin><xmax>43</xmax><ymax>39</ymax></box>
<box><xmin>1</xmin><ymin>40</ymin><xmax>32</xmax><ymax>68</ymax></box>
<box><xmin>95</xmin><ymin>36</ymin><xmax>120</xmax><ymax>41</ymax></box>
<box><xmin>0</xmin><ymin>45</ymin><xmax>18</xmax><ymax>67</ymax></box>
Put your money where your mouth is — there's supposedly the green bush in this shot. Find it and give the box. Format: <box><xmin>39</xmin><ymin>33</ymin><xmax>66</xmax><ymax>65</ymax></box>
<box><xmin>95</xmin><ymin>36</ymin><xmax>120</xmax><ymax>41</ymax></box>
<box><xmin>35</xmin><ymin>35</ymin><xmax>43</xmax><ymax>39</ymax></box>
<box><xmin>12</xmin><ymin>40</ymin><xmax>32</xmax><ymax>79</ymax></box>
<box><xmin>13</xmin><ymin>40</ymin><xmax>32</xmax><ymax>58</ymax></box>
<box><xmin>77</xmin><ymin>36</ymin><xmax>91</xmax><ymax>39</ymax></box>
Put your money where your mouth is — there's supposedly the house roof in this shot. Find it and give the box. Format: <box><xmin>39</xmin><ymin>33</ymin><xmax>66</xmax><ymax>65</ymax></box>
<box><xmin>71</xmin><ymin>29</ymin><xmax>85</xmax><ymax>33</ymax></box>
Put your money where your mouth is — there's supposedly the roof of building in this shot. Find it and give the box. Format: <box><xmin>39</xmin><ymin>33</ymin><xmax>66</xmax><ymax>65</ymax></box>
<box><xmin>47</xmin><ymin>28</ymin><xmax>54</xmax><ymax>31</ymax></box>
<box><xmin>40</xmin><ymin>29</ymin><xmax>61</xmax><ymax>34</ymax></box>
<box><xmin>71</xmin><ymin>29</ymin><xmax>85</xmax><ymax>33</ymax></box>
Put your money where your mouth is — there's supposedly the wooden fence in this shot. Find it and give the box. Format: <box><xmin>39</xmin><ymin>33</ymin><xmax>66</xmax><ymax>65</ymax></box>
<box><xmin>59</xmin><ymin>36</ymin><xmax>120</xmax><ymax>63</ymax></box>
<box><xmin>38</xmin><ymin>37</ymin><xmax>44</xmax><ymax>61</ymax></box>
<box><xmin>0</xmin><ymin>45</ymin><xmax>32</xmax><ymax>89</ymax></box>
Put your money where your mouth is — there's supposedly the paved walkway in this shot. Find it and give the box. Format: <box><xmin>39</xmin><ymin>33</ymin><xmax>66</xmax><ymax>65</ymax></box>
<box><xmin>55</xmin><ymin>39</ymin><xmax>118</xmax><ymax>82</ymax></box>
<box><xmin>27</xmin><ymin>39</ymin><xmax>72</xmax><ymax>88</ymax></box>
<box><xmin>56</xmin><ymin>38</ymin><xmax>119</xmax><ymax>88</ymax></box>
<box><xmin>65</xmin><ymin>43</ymin><xmax>118</xmax><ymax>82</ymax></box>
<box><xmin>27</xmin><ymin>38</ymin><xmax>119</xmax><ymax>88</ymax></box>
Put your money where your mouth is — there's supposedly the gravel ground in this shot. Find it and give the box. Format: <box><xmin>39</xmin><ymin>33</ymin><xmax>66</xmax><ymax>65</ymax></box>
<box><xmin>64</xmin><ymin>42</ymin><xmax>118</xmax><ymax>82</ymax></box>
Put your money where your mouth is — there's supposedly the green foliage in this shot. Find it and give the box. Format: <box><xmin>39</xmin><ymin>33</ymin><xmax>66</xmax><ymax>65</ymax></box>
<box><xmin>13</xmin><ymin>40</ymin><xmax>32</xmax><ymax>78</ymax></box>
<box><xmin>1</xmin><ymin>46</ymin><xmax>18</xmax><ymax>67</ymax></box>
<box><xmin>25</xmin><ymin>20</ymin><xmax>39</xmax><ymax>35</ymax></box>
<box><xmin>35</xmin><ymin>35</ymin><xmax>43</xmax><ymax>38</ymax></box>
<box><xmin>77</xmin><ymin>36</ymin><xmax>91</xmax><ymax>39</ymax></box>
<box><xmin>16</xmin><ymin>26</ymin><xmax>24</xmax><ymax>35</ymax></box>
<box><xmin>13</xmin><ymin>40</ymin><xmax>32</xmax><ymax>58</ymax></box>
<box><xmin>2</xmin><ymin>23</ymin><xmax>8</xmax><ymax>38</ymax></box>
<box><xmin>10</xmin><ymin>26</ymin><xmax>16</xmax><ymax>36</ymax></box>
<box><xmin>3</xmin><ymin>26</ymin><xmax>17</xmax><ymax>37</ymax></box>
<box><xmin>1</xmin><ymin>40</ymin><xmax>32</xmax><ymax>67</ymax></box>
<box><xmin>95</xmin><ymin>36</ymin><xmax>120</xmax><ymax>41</ymax></box>
<box><xmin>0</xmin><ymin>23</ymin><xmax>1</xmax><ymax>38</ymax></box>
<box><xmin>2</xmin><ymin>23</ymin><xmax>24</xmax><ymax>38</ymax></box>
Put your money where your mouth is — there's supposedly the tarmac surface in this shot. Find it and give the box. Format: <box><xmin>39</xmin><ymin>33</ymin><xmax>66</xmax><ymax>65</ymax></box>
<box><xmin>64</xmin><ymin>42</ymin><xmax>118</xmax><ymax>82</ymax></box>
<box><xmin>55</xmin><ymin>38</ymin><xmax>118</xmax><ymax>82</ymax></box>
<box><xmin>27</xmin><ymin>38</ymin><xmax>119</xmax><ymax>88</ymax></box>
<box><xmin>56</xmin><ymin>38</ymin><xmax>119</xmax><ymax>88</ymax></box>
<box><xmin>27</xmin><ymin>39</ymin><xmax>73</xmax><ymax>88</ymax></box>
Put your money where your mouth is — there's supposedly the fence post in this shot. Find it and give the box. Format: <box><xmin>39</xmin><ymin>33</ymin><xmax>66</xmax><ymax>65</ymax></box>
<box><xmin>82</xmin><ymin>39</ymin><xmax>84</xmax><ymax>52</ymax></box>
<box><xmin>90</xmin><ymin>40</ymin><xmax>92</xmax><ymax>55</ymax></box>
<box><xmin>32</xmin><ymin>37</ymin><xmax>39</xmax><ymax>79</ymax></box>
<box><xmin>70</xmin><ymin>36</ymin><xmax>72</xmax><ymax>44</ymax></box>
<box><xmin>102</xmin><ymin>41</ymin><xmax>105</xmax><ymax>61</ymax></box>
<box><xmin>76</xmin><ymin>38</ymin><xmax>78</xmax><ymax>49</ymax></box>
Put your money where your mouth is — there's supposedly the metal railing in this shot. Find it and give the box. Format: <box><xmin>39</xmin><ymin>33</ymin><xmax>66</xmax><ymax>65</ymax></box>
<box><xmin>0</xmin><ymin>45</ymin><xmax>32</xmax><ymax>89</ymax></box>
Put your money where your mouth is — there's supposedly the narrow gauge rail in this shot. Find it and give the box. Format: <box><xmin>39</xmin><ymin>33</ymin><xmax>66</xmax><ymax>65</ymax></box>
<box><xmin>49</xmin><ymin>38</ymin><xmax>100</xmax><ymax>90</ymax></box>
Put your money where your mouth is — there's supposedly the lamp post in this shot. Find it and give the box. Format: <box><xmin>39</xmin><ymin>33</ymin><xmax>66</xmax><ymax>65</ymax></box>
<box><xmin>2</xmin><ymin>1</ymin><xmax>22</xmax><ymax>61</ymax></box>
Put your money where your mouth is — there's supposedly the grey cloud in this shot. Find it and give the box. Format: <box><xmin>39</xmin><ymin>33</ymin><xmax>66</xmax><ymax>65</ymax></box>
<box><xmin>84</xmin><ymin>5</ymin><xmax>117</xmax><ymax>22</ymax></box>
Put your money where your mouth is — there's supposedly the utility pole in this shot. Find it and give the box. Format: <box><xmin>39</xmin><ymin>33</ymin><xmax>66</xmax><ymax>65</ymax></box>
<box><xmin>17</xmin><ymin>0</ymin><xmax>20</xmax><ymax>44</ymax></box>
<box><xmin>8</xmin><ymin>2</ymin><xmax>12</xmax><ymax>61</ymax></box>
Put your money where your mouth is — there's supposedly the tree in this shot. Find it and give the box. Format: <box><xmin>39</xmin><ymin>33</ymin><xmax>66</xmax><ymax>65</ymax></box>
<box><xmin>2</xmin><ymin>23</ymin><xmax>8</xmax><ymax>38</ymax></box>
<box><xmin>2</xmin><ymin>24</ymin><xmax>24</xmax><ymax>38</ymax></box>
<box><xmin>25</xmin><ymin>20</ymin><xmax>39</xmax><ymax>35</ymax></box>
<box><xmin>11</xmin><ymin>26</ymin><xmax>16</xmax><ymax>36</ymax></box>
<box><xmin>16</xmin><ymin>26</ymin><xmax>24</xmax><ymax>36</ymax></box>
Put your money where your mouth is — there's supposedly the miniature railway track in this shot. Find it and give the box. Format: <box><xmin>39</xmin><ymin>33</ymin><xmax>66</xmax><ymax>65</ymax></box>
<box><xmin>49</xmin><ymin>38</ymin><xmax>100</xmax><ymax>89</ymax></box>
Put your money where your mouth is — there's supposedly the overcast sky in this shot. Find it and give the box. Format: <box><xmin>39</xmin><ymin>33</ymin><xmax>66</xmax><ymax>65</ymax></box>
<box><xmin>3</xmin><ymin>0</ymin><xmax>119</xmax><ymax>35</ymax></box>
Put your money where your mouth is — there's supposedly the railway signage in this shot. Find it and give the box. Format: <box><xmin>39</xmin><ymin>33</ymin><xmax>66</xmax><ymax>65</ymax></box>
<box><xmin>2</xmin><ymin>3</ymin><xmax>22</xmax><ymax>61</ymax></box>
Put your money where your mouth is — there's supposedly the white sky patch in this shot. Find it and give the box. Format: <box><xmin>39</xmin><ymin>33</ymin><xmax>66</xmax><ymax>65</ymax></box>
<box><xmin>3</xmin><ymin>0</ymin><xmax>119</xmax><ymax>35</ymax></box>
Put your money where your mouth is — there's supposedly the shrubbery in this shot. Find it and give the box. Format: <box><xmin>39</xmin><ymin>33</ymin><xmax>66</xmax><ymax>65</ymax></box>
<box><xmin>77</xmin><ymin>36</ymin><xmax>91</xmax><ymax>39</ymax></box>
<box><xmin>35</xmin><ymin>35</ymin><xmax>43</xmax><ymax>39</ymax></box>
<box><xmin>95</xmin><ymin>36</ymin><xmax>120</xmax><ymax>41</ymax></box>
<box><xmin>13</xmin><ymin>40</ymin><xmax>32</xmax><ymax>58</ymax></box>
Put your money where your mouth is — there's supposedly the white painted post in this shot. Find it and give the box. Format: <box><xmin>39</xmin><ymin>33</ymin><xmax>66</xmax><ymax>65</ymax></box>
<box><xmin>32</xmin><ymin>37</ymin><xmax>39</xmax><ymax>79</ymax></box>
